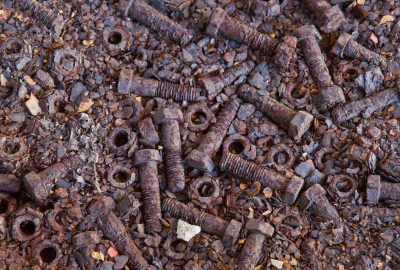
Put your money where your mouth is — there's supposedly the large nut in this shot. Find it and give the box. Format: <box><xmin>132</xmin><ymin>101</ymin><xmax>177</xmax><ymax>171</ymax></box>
<box><xmin>184</xmin><ymin>103</ymin><xmax>215</xmax><ymax>132</ymax></box>
<box><xmin>108</xmin><ymin>127</ymin><xmax>137</xmax><ymax>155</ymax></box>
<box><xmin>107</xmin><ymin>164</ymin><xmax>135</xmax><ymax>188</ymax></box>
<box><xmin>327</xmin><ymin>174</ymin><xmax>358</xmax><ymax>203</ymax></box>
<box><xmin>266</xmin><ymin>143</ymin><xmax>295</xmax><ymax>171</ymax></box>
<box><xmin>0</xmin><ymin>136</ymin><xmax>29</xmax><ymax>162</ymax></box>
<box><xmin>163</xmin><ymin>236</ymin><xmax>193</xmax><ymax>260</ymax></box>
<box><xmin>188</xmin><ymin>176</ymin><xmax>220</xmax><ymax>209</ymax></box>
<box><xmin>32</xmin><ymin>240</ymin><xmax>62</xmax><ymax>267</ymax></box>
<box><xmin>51</xmin><ymin>48</ymin><xmax>83</xmax><ymax>81</ymax></box>
<box><xmin>222</xmin><ymin>134</ymin><xmax>251</xmax><ymax>159</ymax></box>
<box><xmin>10</xmin><ymin>207</ymin><xmax>43</xmax><ymax>242</ymax></box>
<box><xmin>245</xmin><ymin>219</ymin><xmax>274</xmax><ymax>237</ymax></box>
<box><xmin>103</xmin><ymin>27</ymin><xmax>132</xmax><ymax>56</ymax></box>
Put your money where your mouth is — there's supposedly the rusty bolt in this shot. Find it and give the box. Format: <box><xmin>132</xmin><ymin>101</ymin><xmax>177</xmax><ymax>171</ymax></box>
<box><xmin>0</xmin><ymin>192</ymin><xmax>17</xmax><ymax>216</ymax></box>
<box><xmin>133</xmin><ymin>149</ymin><xmax>163</xmax><ymax>233</ymax></box>
<box><xmin>163</xmin><ymin>236</ymin><xmax>194</xmax><ymax>260</ymax></box>
<box><xmin>198</xmin><ymin>60</ymin><xmax>255</xmax><ymax>100</ymax></box>
<box><xmin>72</xmin><ymin>231</ymin><xmax>101</xmax><ymax>270</ymax></box>
<box><xmin>222</xmin><ymin>134</ymin><xmax>251</xmax><ymax>159</ymax></box>
<box><xmin>238</xmin><ymin>85</ymin><xmax>313</xmax><ymax>140</ymax></box>
<box><xmin>0</xmin><ymin>37</ymin><xmax>32</xmax><ymax>71</ymax></box>
<box><xmin>32</xmin><ymin>239</ymin><xmax>61</xmax><ymax>267</ymax></box>
<box><xmin>118</xmin><ymin>69</ymin><xmax>203</xmax><ymax>102</ymax></box>
<box><xmin>154</xmin><ymin>105</ymin><xmax>185</xmax><ymax>192</ymax></box>
<box><xmin>188</xmin><ymin>175</ymin><xmax>221</xmax><ymax>209</ymax></box>
<box><xmin>0</xmin><ymin>136</ymin><xmax>29</xmax><ymax>163</ymax></box>
<box><xmin>107</xmin><ymin>164</ymin><xmax>135</xmax><ymax>188</ymax></box>
<box><xmin>119</xmin><ymin>0</ymin><xmax>193</xmax><ymax>46</ymax></box>
<box><xmin>298</xmin><ymin>184</ymin><xmax>341</xmax><ymax>225</ymax></box>
<box><xmin>366</xmin><ymin>175</ymin><xmax>400</xmax><ymax>205</ymax></box>
<box><xmin>332</xmin><ymin>33</ymin><xmax>387</xmax><ymax>64</ymax></box>
<box><xmin>186</xmin><ymin>98</ymin><xmax>240</xmax><ymax>172</ymax></box>
<box><xmin>220</xmin><ymin>153</ymin><xmax>304</xmax><ymax>205</ymax></box>
<box><xmin>294</xmin><ymin>25</ymin><xmax>346</xmax><ymax>111</ymax></box>
<box><xmin>10</xmin><ymin>206</ymin><xmax>43</xmax><ymax>241</ymax></box>
<box><xmin>0</xmin><ymin>174</ymin><xmax>21</xmax><ymax>194</ymax></box>
<box><xmin>274</xmin><ymin>35</ymin><xmax>297</xmax><ymax>72</ymax></box>
<box><xmin>162</xmin><ymin>198</ymin><xmax>242</xmax><ymax>247</ymax></box>
<box><xmin>207</xmin><ymin>7</ymin><xmax>277</xmax><ymax>53</ymax></box>
<box><xmin>51</xmin><ymin>48</ymin><xmax>83</xmax><ymax>81</ymax></box>
<box><xmin>327</xmin><ymin>174</ymin><xmax>358</xmax><ymax>203</ymax></box>
<box><xmin>87</xmin><ymin>197</ymin><xmax>149</xmax><ymax>270</ymax></box>
<box><xmin>22</xmin><ymin>155</ymin><xmax>82</xmax><ymax>204</ymax></box>
<box><xmin>303</xmin><ymin>0</ymin><xmax>345</xmax><ymax>33</ymax></box>
<box><xmin>266</xmin><ymin>143</ymin><xmax>295</xmax><ymax>171</ymax></box>
<box><xmin>332</xmin><ymin>88</ymin><xmax>400</xmax><ymax>122</ymax></box>
<box><xmin>237</xmin><ymin>219</ymin><xmax>274</xmax><ymax>270</ymax></box>
<box><xmin>108</xmin><ymin>126</ymin><xmax>137</xmax><ymax>156</ymax></box>
<box><xmin>103</xmin><ymin>27</ymin><xmax>132</xmax><ymax>56</ymax></box>
<box><xmin>138</xmin><ymin>117</ymin><xmax>160</xmax><ymax>148</ymax></box>
<box><xmin>379</xmin><ymin>157</ymin><xmax>400</xmax><ymax>181</ymax></box>
<box><xmin>184</xmin><ymin>102</ymin><xmax>216</xmax><ymax>132</ymax></box>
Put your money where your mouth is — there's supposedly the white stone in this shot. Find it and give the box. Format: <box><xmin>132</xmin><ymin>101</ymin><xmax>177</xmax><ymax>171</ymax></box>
<box><xmin>271</xmin><ymin>259</ymin><xmax>284</xmax><ymax>269</ymax></box>
<box><xmin>177</xmin><ymin>219</ymin><xmax>201</xmax><ymax>242</ymax></box>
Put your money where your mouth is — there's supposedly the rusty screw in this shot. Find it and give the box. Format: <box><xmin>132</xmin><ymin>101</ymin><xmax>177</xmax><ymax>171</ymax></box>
<box><xmin>198</xmin><ymin>60</ymin><xmax>255</xmax><ymax>100</ymax></box>
<box><xmin>366</xmin><ymin>175</ymin><xmax>400</xmax><ymax>205</ymax></box>
<box><xmin>220</xmin><ymin>153</ymin><xmax>304</xmax><ymax>205</ymax></box>
<box><xmin>298</xmin><ymin>184</ymin><xmax>341</xmax><ymax>225</ymax></box>
<box><xmin>133</xmin><ymin>149</ymin><xmax>163</xmax><ymax>233</ymax></box>
<box><xmin>162</xmin><ymin>198</ymin><xmax>242</xmax><ymax>247</ymax></box>
<box><xmin>186</xmin><ymin>98</ymin><xmax>240</xmax><ymax>172</ymax></box>
<box><xmin>154</xmin><ymin>104</ymin><xmax>185</xmax><ymax>192</ymax></box>
<box><xmin>87</xmin><ymin>197</ymin><xmax>149</xmax><ymax>270</ymax></box>
<box><xmin>294</xmin><ymin>25</ymin><xmax>346</xmax><ymax>111</ymax></box>
<box><xmin>118</xmin><ymin>0</ymin><xmax>193</xmax><ymax>46</ymax></box>
<box><xmin>238</xmin><ymin>85</ymin><xmax>313</xmax><ymax>140</ymax></box>
<box><xmin>303</xmin><ymin>0</ymin><xmax>345</xmax><ymax>33</ymax></box>
<box><xmin>206</xmin><ymin>7</ymin><xmax>277</xmax><ymax>53</ymax></box>
<box><xmin>0</xmin><ymin>174</ymin><xmax>21</xmax><ymax>194</ymax></box>
<box><xmin>118</xmin><ymin>69</ymin><xmax>203</xmax><ymax>102</ymax></box>
<box><xmin>332</xmin><ymin>33</ymin><xmax>387</xmax><ymax>64</ymax></box>
<box><xmin>237</xmin><ymin>219</ymin><xmax>274</xmax><ymax>270</ymax></box>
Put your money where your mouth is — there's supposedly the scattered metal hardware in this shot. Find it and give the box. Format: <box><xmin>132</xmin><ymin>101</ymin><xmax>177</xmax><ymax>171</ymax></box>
<box><xmin>184</xmin><ymin>102</ymin><xmax>216</xmax><ymax>132</ymax></box>
<box><xmin>222</xmin><ymin>134</ymin><xmax>251</xmax><ymax>159</ymax></box>
<box><xmin>302</xmin><ymin>0</ymin><xmax>345</xmax><ymax>33</ymax></box>
<box><xmin>188</xmin><ymin>175</ymin><xmax>221</xmax><ymax>209</ymax></box>
<box><xmin>327</xmin><ymin>174</ymin><xmax>358</xmax><ymax>203</ymax></box>
<box><xmin>366</xmin><ymin>175</ymin><xmax>400</xmax><ymax>205</ymax></box>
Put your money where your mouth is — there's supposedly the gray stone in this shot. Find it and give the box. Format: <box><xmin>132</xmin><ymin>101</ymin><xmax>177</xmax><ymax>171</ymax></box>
<box><xmin>9</xmin><ymin>112</ymin><xmax>25</xmax><ymax>123</ymax></box>
<box><xmin>295</xmin><ymin>160</ymin><xmax>315</xmax><ymax>178</ymax></box>
<box><xmin>101</xmin><ymin>262</ymin><xmax>113</xmax><ymax>270</ymax></box>
<box><xmin>249</xmin><ymin>72</ymin><xmax>268</xmax><ymax>90</ymax></box>
<box><xmin>237</xmin><ymin>103</ymin><xmax>255</xmax><ymax>120</ymax></box>
<box><xmin>356</xmin><ymin>67</ymin><xmax>384</xmax><ymax>95</ymax></box>
<box><xmin>114</xmin><ymin>255</ymin><xmax>129</xmax><ymax>270</ymax></box>
<box><xmin>70</xmin><ymin>82</ymin><xmax>87</xmax><ymax>103</ymax></box>
<box><xmin>306</xmin><ymin>169</ymin><xmax>326</xmax><ymax>185</ymax></box>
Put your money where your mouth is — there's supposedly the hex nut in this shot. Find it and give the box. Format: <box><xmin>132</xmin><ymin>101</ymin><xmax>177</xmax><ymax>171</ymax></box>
<box><xmin>222</xmin><ymin>134</ymin><xmax>251</xmax><ymax>159</ymax></box>
<box><xmin>108</xmin><ymin>127</ymin><xmax>137</xmax><ymax>155</ymax></box>
<box><xmin>188</xmin><ymin>176</ymin><xmax>220</xmax><ymax>208</ymax></box>
<box><xmin>119</xmin><ymin>97</ymin><xmax>144</xmax><ymax>124</ymax></box>
<box><xmin>266</xmin><ymin>144</ymin><xmax>295</xmax><ymax>170</ymax></box>
<box><xmin>103</xmin><ymin>27</ymin><xmax>132</xmax><ymax>56</ymax></box>
<box><xmin>0</xmin><ymin>136</ymin><xmax>29</xmax><ymax>162</ymax></box>
<box><xmin>32</xmin><ymin>240</ymin><xmax>61</xmax><ymax>267</ymax></box>
<box><xmin>51</xmin><ymin>48</ymin><xmax>83</xmax><ymax>81</ymax></box>
<box><xmin>327</xmin><ymin>175</ymin><xmax>358</xmax><ymax>203</ymax></box>
<box><xmin>184</xmin><ymin>103</ymin><xmax>215</xmax><ymax>132</ymax></box>
<box><xmin>163</xmin><ymin>236</ymin><xmax>193</xmax><ymax>260</ymax></box>
<box><xmin>245</xmin><ymin>219</ymin><xmax>274</xmax><ymax>237</ymax></box>
<box><xmin>10</xmin><ymin>207</ymin><xmax>43</xmax><ymax>242</ymax></box>
<box><xmin>107</xmin><ymin>164</ymin><xmax>135</xmax><ymax>188</ymax></box>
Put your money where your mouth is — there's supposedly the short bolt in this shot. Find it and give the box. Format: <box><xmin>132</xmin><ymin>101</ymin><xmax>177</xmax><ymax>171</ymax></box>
<box><xmin>303</xmin><ymin>0</ymin><xmax>345</xmax><ymax>33</ymax></box>
<box><xmin>206</xmin><ymin>7</ymin><xmax>277</xmax><ymax>53</ymax></box>
<box><xmin>366</xmin><ymin>175</ymin><xmax>400</xmax><ymax>205</ymax></box>
<box><xmin>294</xmin><ymin>25</ymin><xmax>346</xmax><ymax>111</ymax></box>
<box><xmin>119</xmin><ymin>0</ymin><xmax>193</xmax><ymax>46</ymax></box>
<box><xmin>298</xmin><ymin>184</ymin><xmax>341</xmax><ymax>225</ymax></box>
<box><xmin>133</xmin><ymin>149</ymin><xmax>163</xmax><ymax>233</ymax></box>
<box><xmin>0</xmin><ymin>174</ymin><xmax>21</xmax><ymax>194</ymax></box>
<box><xmin>87</xmin><ymin>197</ymin><xmax>149</xmax><ymax>270</ymax></box>
<box><xmin>238</xmin><ymin>85</ymin><xmax>313</xmax><ymax>140</ymax></box>
<box><xmin>220</xmin><ymin>153</ymin><xmax>304</xmax><ymax>205</ymax></box>
<box><xmin>237</xmin><ymin>219</ymin><xmax>274</xmax><ymax>270</ymax></box>
<box><xmin>118</xmin><ymin>69</ymin><xmax>203</xmax><ymax>102</ymax></box>
<box><xmin>332</xmin><ymin>33</ymin><xmax>387</xmax><ymax>64</ymax></box>
<box><xmin>22</xmin><ymin>155</ymin><xmax>82</xmax><ymax>205</ymax></box>
<box><xmin>186</xmin><ymin>98</ymin><xmax>240</xmax><ymax>172</ymax></box>
<box><xmin>198</xmin><ymin>60</ymin><xmax>255</xmax><ymax>100</ymax></box>
<box><xmin>162</xmin><ymin>198</ymin><xmax>242</xmax><ymax>247</ymax></box>
<box><xmin>153</xmin><ymin>105</ymin><xmax>185</xmax><ymax>192</ymax></box>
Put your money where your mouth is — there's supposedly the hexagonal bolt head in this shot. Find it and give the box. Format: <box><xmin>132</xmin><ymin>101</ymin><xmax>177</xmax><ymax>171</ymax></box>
<box><xmin>206</xmin><ymin>8</ymin><xmax>226</xmax><ymax>37</ymax></box>
<box><xmin>245</xmin><ymin>219</ymin><xmax>274</xmax><ymax>237</ymax></box>
<box><xmin>133</xmin><ymin>149</ymin><xmax>162</xmax><ymax>166</ymax></box>
<box><xmin>294</xmin><ymin>25</ymin><xmax>322</xmax><ymax>42</ymax></box>
<box><xmin>283</xmin><ymin>176</ymin><xmax>305</xmax><ymax>205</ymax></box>
<box><xmin>186</xmin><ymin>149</ymin><xmax>215</xmax><ymax>173</ymax></box>
<box><xmin>366</xmin><ymin>175</ymin><xmax>381</xmax><ymax>205</ymax></box>
<box><xmin>288</xmin><ymin>111</ymin><xmax>314</xmax><ymax>140</ymax></box>
<box><xmin>153</xmin><ymin>105</ymin><xmax>184</xmax><ymax>124</ymax></box>
<box><xmin>222</xmin><ymin>219</ymin><xmax>242</xmax><ymax>247</ymax></box>
<box><xmin>331</xmin><ymin>33</ymin><xmax>352</xmax><ymax>58</ymax></box>
<box><xmin>87</xmin><ymin>196</ymin><xmax>116</xmax><ymax>221</ymax></box>
<box><xmin>312</xmin><ymin>85</ymin><xmax>346</xmax><ymax>111</ymax></box>
<box><xmin>297</xmin><ymin>184</ymin><xmax>326</xmax><ymax>211</ymax></box>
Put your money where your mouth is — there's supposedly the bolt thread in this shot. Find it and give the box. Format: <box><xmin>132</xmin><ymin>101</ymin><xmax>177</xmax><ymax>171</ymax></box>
<box><xmin>237</xmin><ymin>232</ymin><xmax>266</xmax><ymax>269</ymax></box>
<box><xmin>19</xmin><ymin>0</ymin><xmax>59</xmax><ymax>29</ymax></box>
<box><xmin>243</xmin><ymin>29</ymin><xmax>276</xmax><ymax>52</ymax></box>
<box><xmin>164</xmin><ymin>148</ymin><xmax>185</xmax><ymax>192</ymax></box>
<box><xmin>219</xmin><ymin>61</ymin><xmax>254</xmax><ymax>86</ymax></box>
<box><xmin>156</xmin><ymin>81</ymin><xmax>200</xmax><ymax>102</ymax></box>
<box><xmin>142</xmin><ymin>187</ymin><xmax>162</xmax><ymax>233</ymax></box>
<box><xmin>162</xmin><ymin>197</ymin><xmax>205</xmax><ymax>225</ymax></box>
<box><xmin>210</xmin><ymin>98</ymin><xmax>240</xmax><ymax>133</ymax></box>
<box><xmin>115</xmin><ymin>236</ymin><xmax>149</xmax><ymax>270</ymax></box>
<box><xmin>345</xmin><ymin>39</ymin><xmax>386</xmax><ymax>63</ymax></box>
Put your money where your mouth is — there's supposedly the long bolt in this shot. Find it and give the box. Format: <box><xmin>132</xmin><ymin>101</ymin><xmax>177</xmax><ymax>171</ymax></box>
<box><xmin>303</xmin><ymin>0</ymin><xmax>345</xmax><ymax>33</ymax></box>
<box><xmin>17</xmin><ymin>0</ymin><xmax>65</xmax><ymax>36</ymax></box>
<box><xmin>366</xmin><ymin>175</ymin><xmax>400</xmax><ymax>205</ymax></box>
<box><xmin>186</xmin><ymin>98</ymin><xmax>240</xmax><ymax>172</ymax></box>
<box><xmin>133</xmin><ymin>149</ymin><xmax>163</xmax><ymax>233</ymax></box>
<box><xmin>294</xmin><ymin>25</ymin><xmax>345</xmax><ymax>111</ymax></box>
<box><xmin>331</xmin><ymin>88</ymin><xmax>400</xmax><ymax>123</ymax></box>
<box><xmin>118</xmin><ymin>69</ymin><xmax>202</xmax><ymax>102</ymax></box>
<box><xmin>118</xmin><ymin>0</ymin><xmax>193</xmax><ymax>46</ymax></box>
<box><xmin>220</xmin><ymin>153</ymin><xmax>304</xmax><ymax>205</ymax></box>
<box><xmin>206</xmin><ymin>7</ymin><xmax>277</xmax><ymax>53</ymax></box>
<box><xmin>198</xmin><ymin>60</ymin><xmax>255</xmax><ymax>100</ymax></box>
<box><xmin>87</xmin><ymin>197</ymin><xmax>149</xmax><ymax>270</ymax></box>
<box><xmin>332</xmin><ymin>32</ymin><xmax>387</xmax><ymax>64</ymax></box>
<box><xmin>153</xmin><ymin>105</ymin><xmax>185</xmax><ymax>192</ymax></box>
<box><xmin>238</xmin><ymin>85</ymin><xmax>313</xmax><ymax>140</ymax></box>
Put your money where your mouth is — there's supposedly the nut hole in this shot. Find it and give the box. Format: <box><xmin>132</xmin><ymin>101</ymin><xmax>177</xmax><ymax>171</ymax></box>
<box><xmin>60</xmin><ymin>55</ymin><xmax>76</xmax><ymax>71</ymax></box>
<box><xmin>20</xmin><ymin>220</ymin><xmax>36</xmax><ymax>236</ymax></box>
<box><xmin>0</xmin><ymin>199</ymin><xmax>9</xmax><ymax>214</ymax></box>
<box><xmin>336</xmin><ymin>177</ymin><xmax>352</xmax><ymax>193</ymax></box>
<box><xmin>273</xmin><ymin>151</ymin><xmax>289</xmax><ymax>165</ymax></box>
<box><xmin>113</xmin><ymin>130</ymin><xmax>129</xmax><ymax>147</ymax></box>
<box><xmin>5</xmin><ymin>42</ymin><xmax>22</xmax><ymax>54</ymax></box>
<box><xmin>113</xmin><ymin>170</ymin><xmax>129</xmax><ymax>183</ymax></box>
<box><xmin>343</xmin><ymin>68</ymin><xmax>360</xmax><ymax>82</ymax></box>
<box><xmin>282</xmin><ymin>215</ymin><xmax>301</xmax><ymax>228</ymax></box>
<box><xmin>198</xmin><ymin>182</ymin><xmax>215</xmax><ymax>197</ymax></box>
<box><xmin>39</xmin><ymin>247</ymin><xmax>57</xmax><ymax>263</ymax></box>
<box><xmin>228</xmin><ymin>140</ymin><xmax>245</xmax><ymax>155</ymax></box>
<box><xmin>291</xmin><ymin>87</ymin><xmax>306</xmax><ymax>99</ymax></box>
<box><xmin>108</xmin><ymin>31</ymin><xmax>123</xmax><ymax>45</ymax></box>
<box><xmin>4</xmin><ymin>140</ymin><xmax>21</xmax><ymax>155</ymax></box>
<box><xmin>191</xmin><ymin>111</ymin><xmax>207</xmax><ymax>125</ymax></box>
<box><xmin>171</xmin><ymin>239</ymin><xmax>187</xmax><ymax>253</ymax></box>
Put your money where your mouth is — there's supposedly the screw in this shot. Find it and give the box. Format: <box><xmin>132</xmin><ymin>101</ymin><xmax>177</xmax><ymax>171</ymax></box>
<box><xmin>274</xmin><ymin>35</ymin><xmax>297</xmax><ymax>72</ymax></box>
<box><xmin>162</xmin><ymin>197</ymin><xmax>242</xmax><ymax>247</ymax></box>
<box><xmin>298</xmin><ymin>184</ymin><xmax>341</xmax><ymax>225</ymax></box>
<box><xmin>294</xmin><ymin>25</ymin><xmax>346</xmax><ymax>112</ymax></box>
<box><xmin>118</xmin><ymin>69</ymin><xmax>202</xmax><ymax>102</ymax></box>
<box><xmin>331</xmin><ymin>88</ymin><xmax>400</xmax><ymax>123</ymax></box>
<box><xmin>186</xmin><ymin>98</ymin><xmax>240</xmax><ymax>172</ymax></box>
<box><xmin>206</xmin><ymin>7</ymin><xmax>277</xmax><ymax>53</ymax></box>
<box><xmin>238</xmin><ymin>85</ymin><xmax>313</xmax><ymax>140</ymax></box>
<box><xmin>220</xmin><ymin>153</ymin><xmax>304</xmax><ymax>205</ymax></box>
<box><xmin>153</xmin><ymin>104</ymin><xmax>185</xmax><ymax>192</ymax></box>
<box><xmin>133</xmin><ymin>149</ymin><xmax>163</xmax><ymax>233</ymax></box>
<box><xmin>17</xmin><ymin>0</ymin><xmax>65</xmax><ymax>36</ymax></box>
<box><xmin>118</xmin><ymin>0</ymin><xmax>193</xmax><ymax>46</ymax></box>
<box><xmin>22</xmin><ymin>155</ymin><xmax>82</xmax><ymax>205</ymax></box>
<box><xmin>332</xmin><ymin>33</ymin><xmax>387</xmax><ymax>64</ymax></box>
<box><xmin>303</xmin><ymin>0</ymin><xmax>345</xmax><ymax>33</ymax></box>
<box><xmin>0</xmin><ymin>174</ymin><xmax>21</xmax><ymax>194</ymax></box>
<box><xmin>237</xmin><ymin>219</ymin><xmax>274</xmax><ymax>269</ymax></box>
<box><xmin>366</xmin><ymin>175</ymin><xmax>400</xmax><ymax>205</ymax></box>
<box><xmin>87</xmin><ymin>197</ymin><xmax>149</xmax><ymax>270</ymax></box>
<box><xmin>198</xmin><ymin>60</ymin><xmax>255</xmax><ymax>100</ymax></box>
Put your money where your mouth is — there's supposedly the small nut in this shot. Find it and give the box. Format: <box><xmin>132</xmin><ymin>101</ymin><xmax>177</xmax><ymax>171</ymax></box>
<box><xmin>266</xmin><ymin>143</ymin><xmax>295</xmax><ymax>171</ymax></box>
<box><xmin>32</xmin><ymin>239</ymin><xmax>62</xmax><ymax>267</ymax></box>
<box><xmin>188</xmin><ymin>176</ymin><xmax>220</xmax><ymax>208</ymax></box>
<box><xmin>108</xmin><ymin>127</ymin><xmax>137</xmax><ymax>155</ymax></box>
<box><xmin>327</xmin><ymin>174</ymin><xmax>358</xmax><ymax>203</ymax></box>
<box><xmin>10</xmin><ymin>207</ymin><xmax>43</xmax><ymax>242</ymax></box>
<box><xmin>0</xmin><ymin>136</ymin><xmax>29</xmax><ymax>162</ymax></box>
<box><xmin>103</xmin><ymin>27</ymin><xmax>132</xmax><ymax>56</ymax></box>
<box><xmin>163</xmin><ymin>236</ymin><xmax>193</xmax><ymax>260</ymax></box>
<box><xmin>51</xmin><ymin>48</ymin><xmax>83</xmax><ymax>81</ymax></box>
<box><xmin>222</xmin><ymin>134</ymin><xmax>251</xmax><ymax>159</ymax></box>
<box><xmin>107</xmin><ymin>164</ymin><xmax>135</xmax><ymax>188</ymax></box>
<box><xmin>281</xmin><ymin>83</ymin><xmax>309</xmax><ymax>108</ymax></box>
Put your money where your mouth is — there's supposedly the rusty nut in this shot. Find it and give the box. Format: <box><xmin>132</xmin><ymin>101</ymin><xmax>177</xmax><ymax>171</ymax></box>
<box><xmin>107</xmin><ymin>164</ymin><xmax>136</xmax><ymax>188</ymax></box>
<box><xmin>108</xmin><ymin>127</ymin><xmax>137</xmax><ymax>156</ymax></box>
<box><xmin>222</xmin><ymin>134</ymin><xmax>251</xmax><ymax>159</ymax></box>
<box><xmin>51</xmin><ymin>48</ymin><xmax>83</xmax><ymax>81</ymax></box>
<box><xmin>119</xmin><ymin>97</ymin><xmax>144</xmax><ymax>124</ymax></box>
<box><xmin>0</xmin><ymin>136</ymin><xmax>29</xmax><ymax>163</ymax></box>
<box><xmin>281</xmin><ymin>83</ymin><xmax>309</xmax><ymax>108</ymax></box>
<box><xmin>47</xmin><ymin>90</ymin><xmax>68</xmax><ymax>115</ymax></box>
<box><xmin>188</xmin><ymin>176</ymin><xmax>220</xmax><ymax>209</ymax></box>
<box><xmin>32</xmin><ymin>239</ymin><xmax>62</xmax><ymax>267</ymax></box>
<box><xmin>103</xmin><ymin>27</ymin><xmax>132</xmax><ymax>56</ymax></box>
<box><xmin>163</xmin><ymin>236</ymin><xmax>193</xmax><ymax>260</ymax></box>
<box><xmin>327</xmin><ymin>174</ymin><xmax>358</xmax><ymax>203</ymax></box>
<box><xmin>266</xmin><ymin>143</ymin><xmax>295</xmax><ymax>171</ymax></box>
<box><xmin>0</xmin><ymin>37</ymin><xmax>32</xmax><ymax>70</ymax></box>
<box><xmin>184</xmin><ymin>103</ymin><xmax>216</xmax><ymax>132</ymax></box>
<box><xmin>10</xmin><ymin>207</ymin><xmax>43</xmax><ymax>242</ymax></box>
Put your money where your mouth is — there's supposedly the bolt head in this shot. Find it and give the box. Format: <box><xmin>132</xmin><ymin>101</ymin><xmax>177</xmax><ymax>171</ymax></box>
<box><xmin>283</xmin><ymin>176</ymin><xmax>304</xmax><ymax>205</ymax></box>
<box><xmin>317</xmin><ymin>5</ymin><xmax>345</xmax><ymax>33</ymax></box>
<box><xmin>331</xmin><ymin>33</ymin><xmax>352</xmax><ymax>58</ymax></box>
<box><xmin>23</xmin><ymin>172</ymin><xmax>51</xmax><ymax>204</ymax></box>
<box><xmin>186</xmin><ymin>149</ymin><xmax>215</xmax><ymax>172</ymax></box>
<box><xmin>153</xmin><ymin>105</ymin><xmax>183</xmax><ymax>124</ymax></box>
<box><xmin>312</xmin><ymin>85</ymin><xmax>346</xmax><ymax>112</ymax></box>
<box><xmin>366</xmin><ymin>175</ymin><xmax>381</xmax><ymax>205</ymax></box>
<box><xmin>198</xmin><ymin>77</ymin><xmax>217</xmax><ymax>97</ymax></box>
<box><xmin>206</xmin><ymin>8</ymin><xmax>226</xmax><ymax>37</ymax></box>
<box><xmin>294</xmin><ymin>25</ymin><xmax>322</xmax><ymax>42</ymax></box>
<box><xmin>133</xmin><ymin>149</ymin><xmax>162</xmax><ymax>166</ymax></box>
<box><xmin>87</xmin><ymin>196</ymin><xmax>116</xmax><ymax>219</ymax></box>
<box><xmin>288</xmin><ymin>111</ymin><xmax>314</xmax><ymax>140</ymax></box>
<box><xmin>245</xmin><ymin>219</ymin><xmax>274</xmax><ymax>237</ymax></box>
<box><xmin>298</xmin><ymin>184</ymin><xmax>326</xmax><ymax>211</ymax></box>
<box><xmin>222</xmin><ymin>219</ymin><xmax>242</xmax><ymax>247</ymax></box>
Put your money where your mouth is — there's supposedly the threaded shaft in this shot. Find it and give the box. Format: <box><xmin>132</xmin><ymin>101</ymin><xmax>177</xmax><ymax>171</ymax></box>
<box><xmin>156</xmin><ymin>81</ymin><xmax>200</xmax><ymax>102</ymax></box>
<box><xmin>345</xmin><ymin>39</ymin><xmax>386</xmax><ymax>63</ymax></box>
<box><xmin>242</xmin><ymin>29</ymin><xmax>275</xmax><ymax>52</ymax></box>
<box><xmin>19</xmin><ymin>0</ymin><xmax>62</xmax><ymax>30</ymax></box>
<box><xmin>210</xmin><ymin>98</ymin><xmax>240</xmax><ymax>133</ymax></box>
<box><xmin>115</xmin><ymin>236</ymin><xmax>149</xmax><ymax>270</ymax></box>
<box><xmin>163</xmin><ymin>148</ymin><xmax>185</xmax><ymax>192</ymax></box>
<box><xmin>237</xmin><ymin>232</ymin><xmax>266</xmax><ymax>269</ymax></box>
